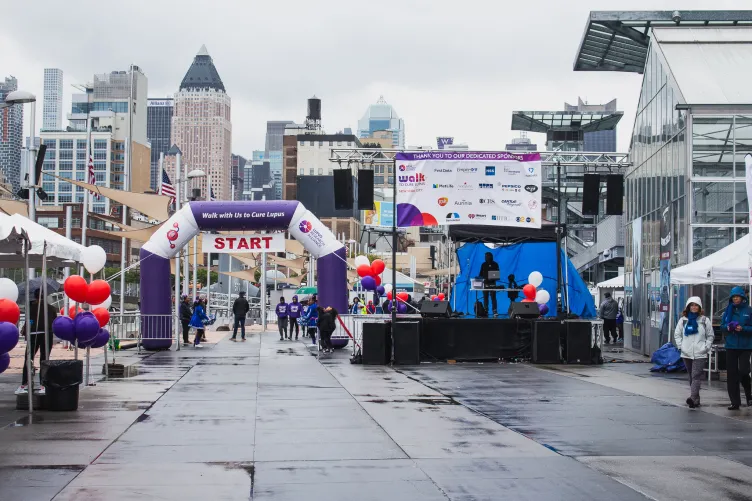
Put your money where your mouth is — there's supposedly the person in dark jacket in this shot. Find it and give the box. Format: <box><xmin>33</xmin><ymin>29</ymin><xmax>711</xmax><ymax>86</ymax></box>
<box><xmin>600</xmin><ymin>292</ymin><xmax>619</xmax><ymax>344</ymax></box>
<box><xmin>317</xmin><ymin>306</ymin><xmax>338</xmax><ymax>353</ymax></box>
<box><xmin>276</xmin><ymin>297</ymin><xmax>289</xmax><ymax>340</ymax></box>
<box><xmin>478</xmin><ymin>252</ymin><xmax>500</xmax><ymax>317</ymax></box>
<box><xmin>16</xmin><ymin>289</ymin><xmax>58</xmax><ymax>395</ymax></box>
<box><xmin>288</xmin><ymin>295</ymin><xmax>302</xmax><ymax>340</ymax></box>
<box><xmin>721</xmin><ymin>286</ymin><xmax>752</xmax><ymax>410</ymax></box>
<box><xmin>179</xmin><ymin>295</ymin><xmax>193</xmax><ymax>345</ymax></box>
<box><xmin>231</xmin><ymin>291</ymin><xmax>250</xmax><ymax>341</ymax></box>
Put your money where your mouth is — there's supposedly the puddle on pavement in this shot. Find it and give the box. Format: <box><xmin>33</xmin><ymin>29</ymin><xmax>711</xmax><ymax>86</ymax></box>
<box><xmin>276</xmin><ymin>348</ymin><xmax>302</xmax><ymax>356</ymax></box>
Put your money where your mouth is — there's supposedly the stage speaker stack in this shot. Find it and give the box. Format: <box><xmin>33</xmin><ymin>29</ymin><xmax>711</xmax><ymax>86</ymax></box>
<box><xmin>362</xmin><ymin>322</ymin><xmax>391</xmax><ymax>365</ymax></box>
<box><xmin>357</xmin><ymin>169</ymin><xmax>375</xmax><ymax>210</ymax></box>
<box><xmin>566</xmin><ymin>321</ymin><xmax>593</xmax><ymax>364</ymax></box>
<box><xmin>510</xmin><ymin>302</ymin><xmax>540</xmax><ymax>319</ymax></box>
<box><xmin>533</xmin><ymin>321</ymin><xmax>561</xmax><ymax>363</ymax></box>
<box><xmin>606</xmin><ymin>174</ymin><xmax>624</xmax><ymax>215</ymax></box>
<box><xmin>333</xmin><ymin>169</ymin><xmax>354</xmax><ymax>210</ymax></box>
<box><xmin>582</xmin><ymin>174</ymin><xmax>600</xmax><ymax>216</ymax></box>
<box><xmin>393</xmin><ymin>321</ymin><xmax>420</xmax><ymax>365</ymax></box>
<box><xmin>420</xmin><ymin>300</ymin><xmax>450</xmax><ymax>318</ymax></box>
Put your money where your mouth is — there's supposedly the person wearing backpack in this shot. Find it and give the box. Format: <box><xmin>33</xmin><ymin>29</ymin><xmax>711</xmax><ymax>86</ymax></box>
<box><xmin>673</xmin><ymin>297</ymin><xmax>714</xmax><ymax>409</ymax></box>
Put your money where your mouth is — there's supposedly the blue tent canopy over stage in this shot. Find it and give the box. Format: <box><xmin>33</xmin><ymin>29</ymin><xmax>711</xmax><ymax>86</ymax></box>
<box><xmin>451</xmin><ymin>241</ymin><xmax>596</xmax><ymax>319</ymax></box>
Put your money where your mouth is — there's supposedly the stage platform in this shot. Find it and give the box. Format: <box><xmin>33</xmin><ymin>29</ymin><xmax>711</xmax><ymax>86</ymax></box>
<box><xmin>420</xmin><ymin>318</ymin><xmax>533</xmax><ymax>361</ymax></box>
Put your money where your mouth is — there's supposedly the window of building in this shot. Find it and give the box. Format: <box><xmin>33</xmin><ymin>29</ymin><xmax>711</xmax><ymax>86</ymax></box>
<box><xmin>94</xmin><ymin>151</ymin><xmax>107</xmax><ymax>160</ymax></box>
<box><xmin>59</xmin><ymin>161</ymin><xmax>73</xmax><ymax>171</ymax></box>
<box><xmin>319</xmin><ymin>141</ymin><xmax>323</xmax><ymax>146</ymax></box>
<box><xmin>59</xmin><ymin>182</ymin><xmax>72</xmax><ymax>192</ymax></box>
<box><xmin>692</xmin><ymin>117</ymin><xmax>733</xmax><ymax>177</ymax></box>
<box><xmin>94</xmin><ymin>162</ymin><xmax>106</xmax><ymax>171</ymax></box>
<box><xmin>94</xmin><ymin>140</ymin><xmax>107</xmax><ymax>150</ymax></box>
<box><xmin>76</xmin><ymin>150</ymin><xmax>87</xmax><ymax>160</ymax></box>
<box><xmin>58</xmin><ymin>194</ymin><xmax>72</xmax><ymax>203</ymax></box>
<box><xmin>77</xmin><ymin>140</ymin><xmax>87</xmax><ymax>149</ymax></box>
<box><xmin>318</xmin><ymin>168</ymin><xmax>323</xmax><ymax>175</ymax></box>
<box><xmin>59</xmin><ymin>171</ymin><xmax>72</xmax><ymax>179</ymax></box>
<box><xmin>95</xmin><ymin>173</ymin><xmax>106</xmax><ymax>182</ymax></box>
<box><xmin>59</xmin><ymin>140</ymin><xmax>73</xmax><ymax>149</ymax></box>
<box><xmin>44</xmin><ymin>139</ymin><xmax>56</xmax><ymax>150</ymax></box>
<box><xmin>42</xmin><ymin>182</ymin><xmax>55</xmax><ymax>192</ymax></box>
<box><xmin>76</xmin><ymin>172</ymin><xmax>85</xmax><ymax>181</ymax></box>
<box><xmin>59</xmin><ymin>150</ymin><xmax>73</xmax><ymax>160</ymax></box>
<box><xmin>309</xmin><ymin>168</ymin><xmax>314</xmax><ymax>175</ymax></box>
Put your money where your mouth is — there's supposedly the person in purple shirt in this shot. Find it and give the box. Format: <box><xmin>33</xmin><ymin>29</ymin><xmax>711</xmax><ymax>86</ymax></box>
<box><xmin>288</xmin><ymin>295</ymin><xmax>302</xmax><ymax>340</ymax></box>
<box><xmin>276</xmin><ymin>297</ymin><xmax>289</xmax><ymax>340</ymax></box>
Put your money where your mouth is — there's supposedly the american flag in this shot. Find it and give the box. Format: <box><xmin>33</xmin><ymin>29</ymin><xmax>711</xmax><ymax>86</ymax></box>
<box><xmin>159</xmin><ymin>169</ymin><xmax>176</xmax><ymax>203</ymax></box>
<box><xmin>87</xmin><ymin>151</ymin><xmax>101</xmax><ymax>200</ymax></box>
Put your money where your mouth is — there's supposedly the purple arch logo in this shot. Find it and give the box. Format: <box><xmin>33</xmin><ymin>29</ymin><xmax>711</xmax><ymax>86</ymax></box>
<box><xmin>299</xmin><ymin>220</ymin><xmax>313</xmax><ymax>233</ymax></box>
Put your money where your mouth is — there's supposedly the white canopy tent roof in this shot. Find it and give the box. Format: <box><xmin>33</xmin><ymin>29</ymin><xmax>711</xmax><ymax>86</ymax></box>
<box><xmin>596</xmin><ymin>275</ymin><xmax>624</xmax><ymax>289</ymax></box>
<box><xmin>671</xmin><ymin>234</ymin><xmax>749</xmax><ymax>285</ymax></box>
<box><xmin>0</xmin><ymin>212</ymin><xmax>85</xmax><ymax>267</ymax></box>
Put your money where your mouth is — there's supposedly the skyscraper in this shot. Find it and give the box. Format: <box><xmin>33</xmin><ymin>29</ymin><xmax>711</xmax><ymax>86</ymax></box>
<box><xmin>147</xmin><ymin>98</ymin><xmax>173</xmax><ymax>190</ymax></box>
<box><xmin>357</xmin><ymin>96</ymin><xmax>405</xmax><ymax>148</ymax></box>
<box><xmin>231</xmin><ymin>153</ymin><xmax>246</xmax><ymax>199</ymax></box>
<box><xmin>42</xmin><ymin>68</ymin><xmax>63</xmax><ymax>131</ymax></box>
<box><xmin>265</xmin><ymin>120</ymin><xmax>292</xmax><ymax>200</ymax></box>
<box><xmin>171</xmin><ymin>45</ymin><xmax>232</xmax><ymax>201</ymax></box>
<box><xmin>0</xmin><ymin>76</ymin><xmax>23</xmax><ymax>192</ymax></box>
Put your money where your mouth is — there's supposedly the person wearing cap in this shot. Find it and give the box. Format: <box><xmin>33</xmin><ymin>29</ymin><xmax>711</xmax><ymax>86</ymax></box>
<box><xmin>674</xmin><ymin>296</ymin><xmax>714</xmax><ymax>409</ymax></box>
<box><xmin>721</xmin><ymin>286</ymin><xmax>752</xmax><ymax>410</ymax></box>
<box><xmin>288</xmin><ymin>295</ymin><xmax>302</xmax><ymax>340</ymax></box>
<box><xmin>599</xmin><ymin>292</ymin><xmax>619</xmax><ymax>344</ymax></box>
<box><xmin>276</xmin><ymin>297</ymin><xmax>289</xmax><ymax>340</ymax></box>
<box><xmin>179</xmin><ymin>295</ymin><xmax>193</xmax><ymax>346</ymax></box>
<box><xmin>231</xmin><ymin>290</ymin><xmax>250</xmax><ymax>341</ymax></box>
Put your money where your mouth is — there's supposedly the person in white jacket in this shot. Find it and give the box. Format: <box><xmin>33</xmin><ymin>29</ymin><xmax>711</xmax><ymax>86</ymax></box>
<box><xmin>674</xmin><ymin>296</ymin><xmax>714</xmax><ymax>408</ymax></box>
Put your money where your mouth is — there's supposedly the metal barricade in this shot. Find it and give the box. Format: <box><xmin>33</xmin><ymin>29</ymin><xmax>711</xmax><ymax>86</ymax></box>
<box><xmin>109</xmin><ymin>312</ymin><xmax>173</xmax><ymax>354</ymax></box>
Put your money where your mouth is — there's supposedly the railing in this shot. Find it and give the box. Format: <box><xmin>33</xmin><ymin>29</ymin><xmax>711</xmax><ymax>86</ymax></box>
<box><xmin>109</xmin><ymin>312</ymin><xmax>173</xmax><ymax>354</ymax></box>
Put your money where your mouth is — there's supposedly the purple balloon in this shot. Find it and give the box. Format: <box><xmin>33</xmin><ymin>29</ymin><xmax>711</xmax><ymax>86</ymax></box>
<box><xmin>538</xmin><ymin>303</ymin><xmax>549</xmax><ymax>315</ymax></box>
<box><xmin>376</xmin><ymin>285</ymin><xmax>385</xmax><ymax>296</ymax></box>
<box><xmin>73</xmin><ymin>311</ymin><xmax>100</xmax><ymax>344</ymax></box>
<box><xmin>90</xmin><ymin>328</ymin><xmax>110</xmax><ymax>349</ymax></box>
<box><xmin>0</xmin><ymin>321</ymin><xmax>19</xmax><ymax>354</ymax></box>
<box><xmin>0</xmin><ymin>352</ymin><xmax>9</xmax><ymax>374</ymax></box>
<box><xmin>52</xmin><ymin>316</ymin><xmax>76</xmax><ymax>342</ymax></box>
<box><xmin>397</xmin><ymin>302</ymin><xmax>407</xmax><ymax>313</ymax></box>
<box><xmin>361</xmin><ymin>276</ymin><xmax>376</xmax><ymax>291</ymax></box>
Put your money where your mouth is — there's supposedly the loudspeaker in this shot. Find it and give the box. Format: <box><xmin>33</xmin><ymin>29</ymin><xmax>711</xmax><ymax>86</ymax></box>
<box><xmin>357</xmin><ymin>169</ymin><xmax>374</xmax><ymax>210</ymax></box>
<box><xmin>34</xmin><ymin>144</ymin><xmax>46</xmax><ymax>186</ymax></box>
<box><xmin>420</xmin><ymin>300</ymin><xmax>449</xmax><ymax>318</ymax></box>
<box><xmin>606</xmin><ymin>174</ymin><xmax>624</xmax><ymax>215</ymax></box>
<box><xmin>510</xmin><ymin>302</ymin><xmax>540</xmax><ymax>319</ymax></box>
<box><xmin>582</xmin><ymin>174</ymin><xmax>600</xmax><ymax>215</ymax></box>
<box><xmin>533</xmin><ymin>321</ymin><xmax>561</xmax><ymax>363</ymax></box>
<box><xmin>566</xmin><ymin>321</ymin><xmax>592</xmax><ymax>364</ymax></box>
<box><xmin>362</xmin><ymin>322</ymin><xmax>390</xmax><ymax>365</ymax></box>
<box><xmin>333</xmin><ymin>170</ymin><xmax>353</xmax><ymax>210</ymax></box>
<box><xmin>393</xmin><ymin>321</ymin><xmax>420</xmax><ymax>365</ymax></box>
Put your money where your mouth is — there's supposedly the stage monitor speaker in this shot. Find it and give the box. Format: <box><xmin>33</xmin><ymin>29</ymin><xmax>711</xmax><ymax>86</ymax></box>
<box><xmin>393</xmin><ymin>321</ymin><xmax>420</xmax><ymax>365</ymax></box>
<box><xmin>582</xmin><ymin>174</ymin><xmax>600</xmax><ymax>215</ymax></box>
<box><xmin>420</xmin><ymin>300</ymin><xmax>449</xmax><ymax>318</ymax></box>
<box><xmin>511</xmin><ymin>302</ymin><xmax>540</xmax><ymax>319</ymax></box>
<box><xmin>566</xmin><ymin>321</ymin><xmax>592</xmax><ymax>364</ymax></box>
<box><xmin>362</xmin><ymin>322</ymin><xmax>391</xmax><ymax>365</ymax></box>
<box><xmin>357</xmin><ymin>169</ymin><xmax>374</xmax><ymax>210</ymax></box>
<box><xmin>333</xmin><ymin>170</ymin><xmax>353</xmax><ymax>210</ymax></box>
<box><xmin>34</xmin><ymin>144</ymin><xmax>47</xmax><ymax>186</ymax></box>
<box><xmin>533</xmin><ymin>321</ymin><xmax>561</xmax><ymax>363</ymax></box>
<box><xmin>606</xmin><ymin>174</ymin><xmax>624</xmax><ymax>215</ymax></box>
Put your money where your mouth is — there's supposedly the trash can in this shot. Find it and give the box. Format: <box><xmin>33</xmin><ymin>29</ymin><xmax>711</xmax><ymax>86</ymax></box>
<box><xmin>41</xmin><ymin>360</ymin><xmax>83</xmax><ymax>411</ymax></box>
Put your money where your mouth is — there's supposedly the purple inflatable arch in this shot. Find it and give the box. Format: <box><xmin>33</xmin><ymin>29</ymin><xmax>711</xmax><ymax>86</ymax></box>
<box><xmin>139</xmin><ymin>200</ymin><xmax>347</xmax><ymax>349</ymax></box>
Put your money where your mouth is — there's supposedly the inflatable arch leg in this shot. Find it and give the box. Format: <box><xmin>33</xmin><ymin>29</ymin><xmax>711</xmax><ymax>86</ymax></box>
<box><xmin>139</xmin><ymin>201</ymin><xmax>347</xmax><ymax>350</ymax></box>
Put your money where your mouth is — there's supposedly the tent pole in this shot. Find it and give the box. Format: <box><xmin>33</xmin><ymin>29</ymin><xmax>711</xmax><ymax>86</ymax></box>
<box><xmin>556</xmin><ymin>160</ymin><xmax>563</xmax><ymax>318</ymax></box>
<box><xmin>391</xmin><ymin>158</ymin><xmax>397</xmax><ymax>363</ymax></box>
<box><xmin>24</xmin><ymin>246</ymin><xmax>32</xmax><ymax>413</ymax></box>
<box><xmin>42</xmin><ymin>244</ymin><xmax>49</xmax><ymax>360</ymax></box>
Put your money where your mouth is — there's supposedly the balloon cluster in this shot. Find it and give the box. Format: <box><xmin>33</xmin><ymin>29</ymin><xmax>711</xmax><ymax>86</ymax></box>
<box><xmin>522</xmin><ymin>271</ymin><xmax>551</xmax><ymax>315</ymax></box>
<box><xmin>52</xmin><ymin>246</ymin><xmax>111</xmax><ymax>349</ymax></box>
<box><xmin>0</xmin><ymin>278</ymin><xmax>20</xmax><ymax>375</ymax></box>
<box><xmin>355</xmin><ymin>255</ymin><xmax>387</xmax><ymax>296</ymax></box>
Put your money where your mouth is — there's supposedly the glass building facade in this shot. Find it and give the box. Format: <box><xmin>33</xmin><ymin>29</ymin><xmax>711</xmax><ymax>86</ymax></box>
<box><xmin>147</xmin><ymin>99</ymin><xmax>173</xmax><ymax>190</ymax></box>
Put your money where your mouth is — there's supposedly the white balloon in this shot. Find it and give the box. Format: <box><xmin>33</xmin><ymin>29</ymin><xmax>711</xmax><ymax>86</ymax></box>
<box><xmin>383</xmin><ymin>283</ymin><xmax>393</xmax><ymax>292</ymax></box>
<box><xmin>0</xmin><ymin>278</ymin><xmax>19</xmax><ymax>302</ymax></box>
<box><xmin>535</xmin><ymin>290</ymin><xmax>551</xmax><ymax>305</ymax></box>
<box><xmin>528</xmin><ymin>271</ymin><xmax>543</xmax><ymax>288</ymax></box>
<box><xmin>353</xmin><ymin>255</ymin><xmax>370</xmax><ymax>268</ymax></box>
<box><xmin>90</xmin><ymin>295</ymin><xmax>112</xmax><ymax>310</ymax></box>
<box><xmin>82</xmin><ymin>245</ymin><xmax>107</xmax><ymax>275</ymax></box>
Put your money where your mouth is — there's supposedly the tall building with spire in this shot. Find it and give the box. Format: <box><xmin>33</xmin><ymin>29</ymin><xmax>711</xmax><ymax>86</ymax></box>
<box><xmin>357</xmin><ymin>96</ymin><xmax>405</xmax><ymax>148</ymax></box>
<box><xmin>170</xmin><ymin>45</ymin><xmax>232</xmax><ymax>200</ymax></box>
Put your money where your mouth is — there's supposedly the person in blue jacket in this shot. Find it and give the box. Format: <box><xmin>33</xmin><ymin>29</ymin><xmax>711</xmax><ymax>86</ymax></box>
<box><xmin>189</xmin><ymin>298</ymin><xmax>210</xmax><ymax>348</ymax></box>
<box><xmin>303</xmin><ymin>294</ymin><xmax>319</xmax><ymax>344</ymax></box>
<box><xmin>276</xmin><ymin>297</ymin><xmax>289</xmax><ymax>341</ymax></box>
<box><xmin>721</xmin><ymin>286</ymin><xmax>752</xmax><ymax>410</ymax></box>
<box><xmin>288</xmin><ymin>295</ymin><xmax>302</xmax><ymax>340</ymax></box>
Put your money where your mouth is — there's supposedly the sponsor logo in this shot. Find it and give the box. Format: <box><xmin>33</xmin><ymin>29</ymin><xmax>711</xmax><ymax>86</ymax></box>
<box><xmin>457</xmin><ymin>167</ymin><xmax>478</xmax><ymax>173</ymax></box>
<box><xmin>454</xmin><ymin>200</ymin><xmax>472</xmax><ymax>206</ymax></box>
<box><xmin>299</xmin><ymin>219</ymin><xmax>327</xmax><ymax>247</ymax></box>
<box><xmin>437</xmin><ymin>197</ymin><xmax>448</xmax><ymax>207</ymax></box>
<box><xmin>492</xmin><ymin>215</ymin><xmax>512</xmax><ymax>221</ymax></box>
<box><xmin>528</xmin><ymin>200</ymin><xmax>539</xmax><ymax>210</ymax></box>
<box><xmin>499</xmin><ymin>184</ymin><xmax>522</xmax><ymax>192</ymax></box>
<box><xmin>445</xmin><ymin>212</ymin><xmax>461</xmax><ymax>222</ymax></box>
<box><xmin>478</xmin><ymin>183</ymin><xmax>494</xmax><ymax>189</ymax></box>
<box><xmin>525</xmin><ymin>166</ymin><xmax>537</xmax><ymax>178</ymax></box>
<box><xmin>500</xmin><ymin>199</ymin><xmax>522</xmax><ymax>207</ymax></box>
<box><xmin>485</xmin><ymin>166</ymin><xmax>496</xmax><ymax>176</ymax></box>
<box><xmin>432</xmin><ymin>183</ymin><xmax>454</xmax><ymax>189</ymax></box>
<box><xmin>457</xmin><ymin>181</ymin><xmax>474</xmax><ymax>190</ymax></box>
<box><xmin>398</xmin><ymin>164</ymin><xmax>416</xmax><ymax>172</ymax></box>
<box><xmin>398</xmin><ymin>173</ymin><xmax>425</xmax><ymax>184</ymax></box>
<box><xmin>432</xmin><ymin>168</ymin><xmax>454</xmax><ymax>173</ymax></box>
<box><xmin>524</xmin><ymin>184</ymin><xmax>539</xmax><ymax>193</ymax></box>
<box><xmin>516</xmin><ymin>217</ymin><xmax>535</xmax><ymax>223</ymax></box>
<box><xmin>298</xmin><ymin>220</ymin><xmax>313</xmax><ymax>233</ymax></box>
<box><xmin>479</xmin><ymin>198</ymin><xmax>496</xmax><ymax>205</ymax></box>
<box><xmin>504</xmin><ymin>167</ymin><xmax>522</xmax><ymax>175</ymax></box>
<box><xmin>468</xmin><ymin>214</ymin><xmax>487</xmax><ymax>220</ymax></box>
<box><xmin>166</xmin><ymin>222</ymin><xmax>180</xmax><ymax>249</ymax></box>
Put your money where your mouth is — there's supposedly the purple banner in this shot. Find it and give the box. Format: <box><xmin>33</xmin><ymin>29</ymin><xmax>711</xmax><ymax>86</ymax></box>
<box><xmin>190</xmin><ymin>201</ymin><xmax>298</xmax><ymax>231</ymax></box>
<box><xmin>395</xmin><ymin>151</ymin><xmax>541</xmax><ymax>162</ymax></box>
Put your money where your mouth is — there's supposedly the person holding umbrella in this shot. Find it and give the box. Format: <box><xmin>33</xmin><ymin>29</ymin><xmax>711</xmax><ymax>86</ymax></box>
<box><xmin>16</xmin><ymin>289</ymin><xmax>58</xmax><ymax>395</ymax></box>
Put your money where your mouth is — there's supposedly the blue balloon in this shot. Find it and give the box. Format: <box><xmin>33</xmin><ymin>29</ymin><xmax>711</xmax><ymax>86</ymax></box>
<box><xmin>0</xmin><ymin>352</ymin><xmax>9</xmax><ymax>374</ymax></box>
<box><xmin>74</xmin><ymin>311</ymin><xmax>100</xmax><ymax>344</ymax></box>
<box><xmin>0</xmin><ymin>321</ymin><xmax>19</xmax><ymax>354</ymax></box>
<box><xmin>52</xmin><ymin>316</ymin><xmax>76</xmax><ymax>342</ymax></box>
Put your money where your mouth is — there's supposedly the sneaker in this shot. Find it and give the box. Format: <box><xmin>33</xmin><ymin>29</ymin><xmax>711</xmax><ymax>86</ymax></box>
<box><xmin>230</xmin><ymin>338</ymin><xmax>237</xmax><ymax>342</ymax></box>
<box><xmin>280</xmin><ymin>337</ymin><xmax>284</xmax><ymax>341</ymax></box>
<box><xmin>14</xmin><ymin>385</ymin><xmax>28</xmax><ymax>395</ymax></box>
<box><xmin>728</xmin><ymin>404</ymin><xmax>740</xmax><ymax>410</ymax></box>
<box><xmin>37</xmin><ymin>386</ymin><xmax>46</xmax><ymax>396</ymax></box>
<box><xmin>194</xmin><ymin>343</ymin><xmax>203</xmax><ymax>349</ymax></box>
<box><xmin>686</xmin><ymin>397</ymin><xmax>696</xmax><ymax>409</ymax></box>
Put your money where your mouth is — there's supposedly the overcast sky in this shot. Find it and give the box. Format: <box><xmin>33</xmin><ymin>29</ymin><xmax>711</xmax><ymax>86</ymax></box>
<box><xmin>2</xmin><ymin>1</ymin><xmax>750</xmax><ymax>154</ymax></box>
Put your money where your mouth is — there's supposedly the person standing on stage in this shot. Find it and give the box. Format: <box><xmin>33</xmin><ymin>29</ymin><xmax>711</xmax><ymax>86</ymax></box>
<box><xmin>721</xmin><ymin>286</ymin><xmax>752</xmax><ymax>410</ymax></box>
<box><xmin>479</xmin><ymin>252</ymin><xmax>500</xmax><ymax>317</ymax></box>
<box><xmin>276</xmin><ymin>297</ymin><xmax>289</xmax><ymax>340</ymax></box>
<box><xmin>600</xmin><ymin>292</ymin><xmax>619</xmax><ymax>344</ymax></box>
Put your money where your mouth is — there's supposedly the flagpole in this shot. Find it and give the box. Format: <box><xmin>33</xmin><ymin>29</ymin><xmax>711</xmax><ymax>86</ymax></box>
<box><xmin>80</xmin><ymin>112</ymin><xmax>92</xmax><ymax>275</ymax></box>
<box><xmin>119</xmin><ymin>134</ymin><xmax>129</xmax><ymax>318</ymax></box>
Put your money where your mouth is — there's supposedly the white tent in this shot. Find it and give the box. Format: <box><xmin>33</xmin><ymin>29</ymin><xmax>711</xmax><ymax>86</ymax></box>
<box><xmin>0</xmin><ymin>213</ymin><xmax>84</xmax><ymax>266</ymax></box>
<box><xmin>597</xmin><ymin>275</ymin><xmax>624</xmax><ymax>289</ymax></box>
<box><xmin>670</xmin><ymin>234</ymin><xmax>749</xmax><ymax>285</ymax></box>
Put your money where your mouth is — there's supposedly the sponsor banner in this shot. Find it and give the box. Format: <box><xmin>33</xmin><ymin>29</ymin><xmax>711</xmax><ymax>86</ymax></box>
<box><xmin>190</xmin><ymin>201</ymin><xmax>297</xmax><ymax>230</ymax></box>
<box><xmin>202</xmin><ymin>233</ymin><xmax>285</xmax><ymax>253</ymax></box>
<box><xmin>362</xmin><ymin>201</ymin><xmax>394</xmax><ymax>228</ymax></box>
<box><xmin>393</xmin><ymin>151</ymin><xmax>542</xmax><ymax>228</ymax></box>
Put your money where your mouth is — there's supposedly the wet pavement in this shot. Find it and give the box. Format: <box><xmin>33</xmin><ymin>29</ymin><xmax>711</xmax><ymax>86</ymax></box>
<box><xmin>1</xmin><ymin>331</ymin><xmax>752</xmax><ymax>500</ymax></box>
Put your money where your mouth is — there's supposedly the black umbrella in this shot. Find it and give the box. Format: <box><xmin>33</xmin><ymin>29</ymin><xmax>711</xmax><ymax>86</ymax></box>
<box><xmin>17</xmin><ymin>277</ymin><xmax>62</xmax><ymax>299</ymax></box>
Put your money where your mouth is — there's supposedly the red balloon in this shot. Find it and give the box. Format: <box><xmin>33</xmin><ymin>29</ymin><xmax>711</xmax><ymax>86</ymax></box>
<box><xmin>371</xmin><ymin>259</ymin><xmax>386</xmax><ymax>275</ymax></box>
<box><xmin>431</xmin><ymin>295</ymin><xmax>438</xmax><ymax>301</ymax></box>
<box><xmin>387</xmin><ymin>291</ymin><xmax>393</xmax><ymax>300</ymax></box>
<box><xmin>60</xmin><ymin>305</ymin><xmax>82</xmax><ymax>318</ymax></box>
<box><xmin>356</xmin><ymin>264</ymin><xmax>372</xmax><ymax>278</ymax></box>
<box><xmin>438</xmin><ymin>293</ymin><xmax>446</xmax><ymax>300</ymax></box>
<box><xmin>86</xmin><ymin>280</ymin><xmax>111</xmax><ymax>306</ymax></box>
<box><xmin>397</xmin><ymin>292</ymin><xmax>409</xmax><ymax>302</ymax></box>
<box><xmin>522</xmin><ymin>284</ymin><xmax>537</xmax><ymax>300</ymax></box>
<box><xmin>0</xmin><ymin>299</ymin><xmax>20</xmax><ymax>325</ymax></box>
<box><xmin>64</xmin><ymin>275</ymin><xmax>89</xmax><ymax>303</ymax></box>
<box><xmin>92</xmin><ymin>308</ymin><xmax>110</xmax><ymax>327</ymax></box>
<box><xmin>374</xmin><ymin>275</ymin><xmax>382</xmax><ymax>287</ymax></box>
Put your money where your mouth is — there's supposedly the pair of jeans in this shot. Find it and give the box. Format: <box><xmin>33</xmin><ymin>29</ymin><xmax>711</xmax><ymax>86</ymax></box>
<box><xmin>22</xmin><ymin>332</ymin><xmax>52</xmax><ymax>386</ymax></box>
<box><xmin>320</xmin><ymin>329</ymin><xmax>333</xmax><ymax>350</ymax></box>
<box><xmin>278</xmin><ymin>317</ymin><xmax>288</xmax><ymax>338</ymax></box>
<box><xmin>483</xmin><ymin>290</ymin><xmax>497</xmax><ymax>316</ymax></box>
<box><xmin>289</xmin><ymin>319</ymin><xmax>299</xmax><ymax>339</ymax></box>
<box><xmin>194</xmin><ymin>328</ymin><xmax>205</xmax><ymax>345</ymax></box>
<box><xmin>603</xmin><ymin>319</ymin><xmax>618</xmax><ymax>342</ymax></box>
<box><xmin>181</xmin><ymin>320</ymin><xmax>190</xmax><ymax>343</ymax></box>
<box><xmin>683</xmin><ymin>357</ymin><xmax>706</xmax><ymax>405</ymax></box>
<box><xmin>726</xmin><ymin>349</ymin><xmax>752</xmax><ymax>407</ymax></box>
<box><xmin>232</xmin><ymin>316</ymin><xmax>246</xmax><ymax>339</ymax></box>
